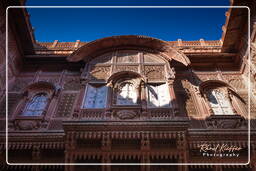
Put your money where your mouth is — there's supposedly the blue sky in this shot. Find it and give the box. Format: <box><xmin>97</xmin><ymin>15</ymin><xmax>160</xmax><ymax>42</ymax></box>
<box><xmin>25</xmin><ymin>0</ymin><xmax>230</xmax><ymax>42</ymax></box>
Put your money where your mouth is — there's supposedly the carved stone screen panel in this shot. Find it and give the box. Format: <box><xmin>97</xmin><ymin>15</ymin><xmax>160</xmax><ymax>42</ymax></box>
<box><xmin>147</xmin><ymin>83</ymin><xmax>171</xmax><ymax>108</ymax></box>
<box><xmin>83</xmin><ymin>84</ymin><xmax>108</xmax><ymax>108</ymax></box>
<box><xmin>55</xmin><ymin>93</ymin><xmax>77</xmax><ymax>117</ymax></box>
<box><xmin>207</xmin><ymin>89</ymin><xmax>234</xmax><ymax>115</ymax></box>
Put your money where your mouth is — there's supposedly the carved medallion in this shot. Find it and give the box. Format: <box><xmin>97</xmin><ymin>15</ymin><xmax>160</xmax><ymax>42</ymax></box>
<box><xmin>116</xmin><ymin>110</ymin><xmax>137</xmax><ymax>119</ymax></box>
<box><xmin>14</xmin><ymin>120</ymin><xmax>40</xmax><ymax>130</ymax></box>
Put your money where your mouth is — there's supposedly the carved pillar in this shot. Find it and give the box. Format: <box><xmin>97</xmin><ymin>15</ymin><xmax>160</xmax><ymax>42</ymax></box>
<box><xmin>44</xmin><ymin>87</ymin><xmax>60</xmax><ymax>122</ymax></box>
<box><xmin>167</xmin><ymin>79</ymin><xmax>178</xmax><ymax>116</ymax></box>
<box><xmin>140</xmin><ymin>81</ymin><xmax>148</xmax><ymax>119</ymax></box>
<box><xmin>223</xmin><ymin>87</ymin><xmax>238</xmax><ymax>115</ymax></box>
<box><xmin>202</xmin><ymin>91</ymin><xmax>214</xmax><ymax>116</ymax></box>
<box><xmin>105</xmin><ymin>81</ymin><xmax>113</xmax><ymax>119</ymax></box>
<box><xmin>192</xmin><ymin>85</ymin><xmax>209</xmax><ymax>118</ymax></box>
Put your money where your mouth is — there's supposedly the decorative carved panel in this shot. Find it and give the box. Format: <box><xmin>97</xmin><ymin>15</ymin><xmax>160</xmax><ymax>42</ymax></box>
<box><xmin>228</xmin><ymin>78</ymin><xmax>246</xmax><ymax>90</ymax></box>
<box><xmin>91</xmin><ymin>52</ymin><xmax>113</xmax><ymax>64</ymax></box>
<box><xmin>116</xmin><ymin>51</ymin><xmax>138</xmax><ymax>63</ymax></box>
<box><xmin>55</xmin><ymin>93</ymin><xmax>77</xmax><ymax>117</ymax></box>
<box><xmin>89</xmin><ymin>66</ymin><xmax>110</xmax><ymax>81</ymax></box>
<box><xmin>14</xmin><ymin>120</ymin><xmax>42</xmax><ymax>130</ymax></box>
<box><xmin>185</xmin><ymin>95</ymin><xmax>198</xmax><ymax>117</ymax></box>
<box><xmin>48</xmin><ymin>119</ymin><xmax>63</xmax><ymax>130</ymax></box>
<box><xmin>115</xmin><ymin>65</ymin><xmax>138</xmax><ymax>73</ymax></box>
<box><xmin>63</xmin><ymin>76</ymin><xmax>81</xmax><ymax>91</ymax></box>
<box><xmin>149</xmin><ymin>109</ymin><xmax>173</xmax><ymax>119</ymax></box>
<box><xmin>144</xmin><ymin>65</ymin><xmax>165</xmax><ymax>81</ymax></box>
<box><xmin>115</xmin><ymin>110</ymin><xmax>137</xmax><ymax>119</ymax></box>
<box><xmin>144</xmin><ymin>53</ymin><xmax>165</xmax><ymax>63</ymax></box>
<box><xmin>79</xmin><ymin>109</ymin><xmax>104</xmax><ymax>119</ymax></box>
<box><xmin>205</xmin><ymin>115</ymin><xmax>247</xmax><ymax>129</ymax></box>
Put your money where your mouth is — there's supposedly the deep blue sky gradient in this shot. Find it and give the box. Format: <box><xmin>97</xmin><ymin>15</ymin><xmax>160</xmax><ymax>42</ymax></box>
<box><xmin>25</xmin><ymin>0</ymin><xmax>230</xmax><ymax>42</ymax></box>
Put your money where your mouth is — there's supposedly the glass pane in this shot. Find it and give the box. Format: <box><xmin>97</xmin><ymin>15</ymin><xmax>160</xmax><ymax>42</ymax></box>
<box><xmin>116</xmin><ymin>83</ymin><xmax>137</xmax><ymax>105</ymax></box>
<box><xmin>147</xmin><ymin>85</ymin><xmax>159</xmax><ymax>107</ymax></box>
<box><xmin>83</xmin><ymin>84</ymin><xmax>107</xmax><ymax>108</ymax></box>
<box><xmin>95</xmin><ymin>86</ymin><xmax>107</xmax><ymax>108</ymax></box>
<box><xmin>158</xmin><ymin>83</ymin><xmax>171</xmax><ymax>107</ymax></box>
<box><xmin>147</xmin><ymin>83</ymin><xmax>171</xmax><ymax>108</ymax></box>
<box><xmin>22</xmin><ymin>93</ymin><xmax>48</xmax><ymax>116</ymax></box>
<box><xmin>208</xmin><ymin>89</ymin><xmax>234</xmax><ymax>115</ymax></box>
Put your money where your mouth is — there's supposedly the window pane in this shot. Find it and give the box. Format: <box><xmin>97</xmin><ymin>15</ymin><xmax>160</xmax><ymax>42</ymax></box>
<box><xmin>207</xmin><ymin>89</ymin><xmax>233</xmax><ymax>115</ymax></box>
<box><xmin>116</xmin><ymin>83</ymin><xmax>137</xmax><ymax>105</ymax></box>
<box><xmin>148</xmin><ymin>85</ymin><xmax>159</xmax><ymax>107</ymax></box>
<box><xmin>147</xmin><ymin>83</ymin><xmax>171</xmax><ymax>108</ymax></box>
<box><xmin>22</xmin><ymin>93</ymin><xmax>48</xmax><ymax>116</ymax></box>
<box><xmin>83</xmin><ymin>84</ymin><xmax>107</xmax><ymax>108</ymax></box>
<box><xmin>158</xmin><ymin>83</ymin><xmax>171</xmax><ymax>107</ymax></box>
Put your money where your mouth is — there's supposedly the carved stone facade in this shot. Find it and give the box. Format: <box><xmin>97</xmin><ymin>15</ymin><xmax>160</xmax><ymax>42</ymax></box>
<box><xmin>1</xmin><ymin>1</ymin><xmax>256</xmax><ymax>171</ymax></box>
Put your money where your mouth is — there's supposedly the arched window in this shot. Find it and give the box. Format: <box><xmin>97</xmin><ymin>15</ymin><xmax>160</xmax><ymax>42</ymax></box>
<box><xmin>116</xmin><ymin>82</ymin><xmax>137</xmax><ymax>105</ymax></box>
<box><xmin>21</xmin><ymin>93</ymin><xmax>48</xmax><ymax>116</ymax></box>
<box><xmin>206</xmin><ymin>89</ymin><xmax>234</xmax><ymax>115</ymax></box>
